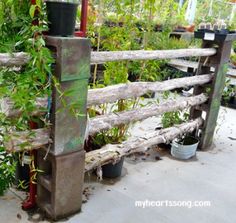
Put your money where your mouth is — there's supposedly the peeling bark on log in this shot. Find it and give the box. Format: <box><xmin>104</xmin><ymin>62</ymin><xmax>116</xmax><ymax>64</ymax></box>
<box><xmin>91</xmin><ymin>48</ymin><xmax>216</xmax><ymax>64</ymax></box>
<box><xmin>0</xmin><ymin>97</ymin><xmax>48</xmax><ymax>118</ymax></box>
<box><xmin>87</xmin><ymin>74</ymin><xmax>212</xmax><ymax>106</ymax></box>
<box><xmin>85</xmin><ymin>118</ymin><xmax>203</xmax><ymax>172</ymax></box>
<box><xmin>4</xmin><ymin>128</ymin><xmax>51</xmax><ymax>153</ymax></box>
<box><xmin>89</xmin><ymin>94</ymin><xmax>208</xmax><ymax>135</ymax></box>
<box><xmin>0</xmin><ymin>52</ymin><xmax>29</xmax><ymax>67</ymax></box>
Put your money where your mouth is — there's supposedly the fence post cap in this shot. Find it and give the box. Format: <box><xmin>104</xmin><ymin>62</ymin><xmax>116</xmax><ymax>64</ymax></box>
<box><xmin>194</xmin><ymin>30</ymin><xmax>236</xmax><ymax>42</ymax></box>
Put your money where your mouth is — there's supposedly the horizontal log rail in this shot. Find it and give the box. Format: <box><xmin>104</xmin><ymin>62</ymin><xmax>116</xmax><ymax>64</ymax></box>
<box><xmin>85</xmin><ymin>118</ymin><xmax>203</xmax><ymax>172</ymax></box>
<box><xmin>89</xmin><ymin>94</ymin><xmax>208</xmax><ymax>135</ymax></box>
<box><xmin>91</xmin><ymin>48</ymin><xmax>216</xmax><ymax>64</ymax></box>
<box><xmin>5</xmin><ymin>118</ymin><xmax>202</xmax><ymax>164</ymax></box>
<box><xmin>1</xmin><ymin>74</ymin><xmax>212</xmax><ymax>118</ymax></box>
<box><xmin>0</xmin><ymin>97</ymin><xmax>48</xmax><ymax>118</ymax></box>
<box><xmin>0</xmin><ymin>52</ymin><xmax>29</xmax><ymax>67</ymax></box>
<box><xmin>87</xmin><ymin>74</ymin><xmax>213</xmax><ymax>106</ymax></box>
<box><xmin>5</xmin><ymin>128</ymin><xmax>51</xmax><ymax>153</ymax></box>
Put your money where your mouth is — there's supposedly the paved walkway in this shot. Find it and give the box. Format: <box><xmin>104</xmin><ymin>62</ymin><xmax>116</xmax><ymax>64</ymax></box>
<box><xmin>0</xmin><ymin>107</ymin><xmax>235</xmax><ymax>223</ymax></box>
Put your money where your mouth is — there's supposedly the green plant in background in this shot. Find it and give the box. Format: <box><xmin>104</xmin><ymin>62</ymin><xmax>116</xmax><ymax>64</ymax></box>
<box><xmin>222</xmin><ymin>79</ymin><xmax>236</xmax><ymax>102</ymax></box>
<box><xmin>195</xmin><ymin>0</ymin><xmax>236</xmax><ymax>28</ymax></box>
<box><xmin>161</xmin><ymin>91</ymin><xmax>189</xmax><ymax>128</ymax></box>
<box><xmin>161</xmin><ymin>110</ymin><xmax>189</xmax><ymax>128</ymax></box>
<box><xmin>85</xmin><ymin>0</ymin><xmax>197</xmax><ymax>149</ymax></box>
<box><xmin>232</xmin><ymin>41</ymin><xmax>236</xmax><ymax>53</ymax></box>
<box><xmin>0</xmin><ymin>0</ymin><xmax>53</xmax><ymax>194</ymax></box>
<box><xmin>230</xmin><ymin>53</ymin><xmax>236</xmax><ymax>65</ymax></box>
<box><xmin>86</xmin><ymin>0</ymin><xmax>236</xmax><ymax>150</ymax></box>
<box><xmin>87</xmin><ymin>0</ymin><xmax>141</xmax><ymax>147</ymax></box>
<box><xmin>0</xmin><ymin>147</ymin><xmax>16</xmax><ymax>196</ymax></box>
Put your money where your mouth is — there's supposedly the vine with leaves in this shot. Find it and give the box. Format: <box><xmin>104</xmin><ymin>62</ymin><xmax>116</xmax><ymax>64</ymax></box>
<box><xmin>0</xmin><ymin>0</ymin><xmax>53</xmax><ymax>194</ymax></box>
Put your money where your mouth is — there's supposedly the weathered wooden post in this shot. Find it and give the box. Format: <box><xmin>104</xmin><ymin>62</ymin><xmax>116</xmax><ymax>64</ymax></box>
<box><xmin>36</xmin><ymin>36</ymin><xmax>90</xmax><ymax>219</ymax></box>
<box><xmin>191</xmin><ymin>31</ymin><xmax>236</xmax><ymax>149</ymax></box>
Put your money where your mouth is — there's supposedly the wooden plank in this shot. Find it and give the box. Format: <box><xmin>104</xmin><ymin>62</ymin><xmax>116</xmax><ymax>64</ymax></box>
<box><xmin>91</xmin><ymin>48</ymin><xmax>216</xmax><ymax>64</ymax></box>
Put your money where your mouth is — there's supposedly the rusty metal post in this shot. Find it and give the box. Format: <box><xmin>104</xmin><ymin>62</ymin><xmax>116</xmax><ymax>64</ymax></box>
<box><xmin>191</xmin><ymin>31</ymin><xmax>236</xmax><ymax>150</ymax></box>
<box><xmin>36</xmin><ymin>36</ymin><xmax>90</xmax><ymax>220</ymax></box>
<box><xmin>74</xmin><ymin>0</ymin><xmax>88</xmax><ymax>37</ymax></box>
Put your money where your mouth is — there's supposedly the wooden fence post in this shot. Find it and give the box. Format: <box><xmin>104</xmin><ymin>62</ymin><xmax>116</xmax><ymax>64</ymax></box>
<box><xmin>36</xmin><ymin>36</ymin><xmax>90</xmax><ymax>220</ymax></box>
<box><xmin>191</xmin><ymin>32</ymin><xmax>236</xmax><ymax>150</ymax></box>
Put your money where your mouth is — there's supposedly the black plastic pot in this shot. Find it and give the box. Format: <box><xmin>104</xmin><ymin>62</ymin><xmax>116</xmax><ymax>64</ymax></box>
<box><xmin>102</xmin><ymin>157</ymin><xmax>124</xmax><ymax>178</ymax></box>
<box><xmin>46</xmin><ymin>2</ymin><xmax>78</xmax><ymax>36</ymax></box>
<box><xmin>221</xmin><ymin>96</ymin><xmax>236</xmax><ymax>109</ymax></box>
<box><xmin>15</xmin><ymin>160</ymin><xmax>30</xmax><ymax>190</ymax></box>
<box><xmin>229</xmin><ymin>96</ymin><xmax>236</xmax><ymax>109</ymax></box>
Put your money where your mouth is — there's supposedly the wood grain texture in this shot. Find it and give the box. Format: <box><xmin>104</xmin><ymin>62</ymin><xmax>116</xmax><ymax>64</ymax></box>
<box><xmin>91</xmin><ymin>48</ymin><xmax>216</xmax><ymax>64</ymax></box>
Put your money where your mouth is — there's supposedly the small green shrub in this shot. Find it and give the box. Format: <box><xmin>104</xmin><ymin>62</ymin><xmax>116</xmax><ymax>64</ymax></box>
<box><xmin>0</xmin><ymin>0</ymin><xmax>53</xmax><ymax>194</ymax></box>
<box><xmin>0</xmin><ymin>147</ymin><xmax>16</xmax><ymax>196</ymax></box>
<box><xmin>161</xmin><ymin>111</ymin><xmax>189</xmax><ymax>129</ymax></box>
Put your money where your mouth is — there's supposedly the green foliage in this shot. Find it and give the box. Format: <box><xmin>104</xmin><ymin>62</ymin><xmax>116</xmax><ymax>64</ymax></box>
<box><xmin>90</xmin><ymin>126</ymin><xmax>129</xmax><ymax>147</ymax></box>
<box><xmin>161</xmin><ymin>92</ymin><xmax>189</xmax><ymax>128</ymax></box>
<box><xmin>222</xmin><ymin>80</ymin><xmax>236</xmax><ymax>101</ymax></box>
<box><xmin>161</xmin><ymin>111</ymin><xmax>189</xmax><ymax>129</ymax></box>
<box><xmin>0</xmin><ymin>0</ymin><xmax>53</xmax><ymax>194</ymax></box>
<box><xmin>230</xmin><ymin>53</ymin><xmax>236</xmax><ymax>64</ymax></box>
<box><xmin>0</xmin><ymin>147</ymin><xmax>16</xmax><ymax>196</ymax></box>
<box><xmin>195</xmin><ymin>0</ymin><xmax>235</xmax><ymax>28</ymax></box>
<box><xmin>86</xmin><ymin>0</ymin><xmax>195</xmax><ymax>148</ymax></box>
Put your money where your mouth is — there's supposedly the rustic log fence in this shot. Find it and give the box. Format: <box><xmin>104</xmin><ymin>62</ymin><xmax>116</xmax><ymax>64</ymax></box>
<box><xmin>1</xmin><ymin>32</ymin><xmax>235</xmax><ymax>220</ymax></box>
<box><xmin>0</xmin><ymin>52</ymin><xmax>29</xmax><ymax>67</ymax></box>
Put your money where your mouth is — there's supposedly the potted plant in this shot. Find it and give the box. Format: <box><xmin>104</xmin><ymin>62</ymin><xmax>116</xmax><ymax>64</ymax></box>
<box><xmin>171</xmin><ymin>135</ymin><xmax>199</xmax><ymax>160</ymax></box>
<box><xmin>85</xmin><ymin>127</ymin><xmax>126</xmax><ymax>179</ymax></box>
<box><xmin>221</xmin><ymin>83</ymin><xmax>236</xmax><ymax>109</ymax></box>
<box><xmin>101</xmin><ymin>157</ymin><xmax>124</xmax><ymax>178</ymax></box>
<box><xmin>45</xmin><ymin>0</ymin><xmax>79</xmax><ymax>36</ymax></box>
<box><xmin>160</xmin><ymin>110</ymin><xmax>189</xmax><ymax>150</ymax></box>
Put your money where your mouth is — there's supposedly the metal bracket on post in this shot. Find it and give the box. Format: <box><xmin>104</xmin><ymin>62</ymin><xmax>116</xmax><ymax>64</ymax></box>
<box><xmin>36</xmin><ymin>36</ymin><xmax>91</xmax><ymax>220</ymax></box>
<box><xmin>191</xmin><ymin>31</ymin><xmax>236</xmax><ymax>150</ymax></box>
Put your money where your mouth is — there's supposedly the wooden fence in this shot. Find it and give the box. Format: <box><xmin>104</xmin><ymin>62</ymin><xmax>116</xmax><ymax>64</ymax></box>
<box><xmin>0</xmin><ymin>32</ymin><xmax>235</xmax><ymax>219</ymax></box>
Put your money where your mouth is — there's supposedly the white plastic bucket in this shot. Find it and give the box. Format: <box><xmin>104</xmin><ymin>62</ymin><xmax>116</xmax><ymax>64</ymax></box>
<box><xmin>171</xmin><ymin>136</ymin><xmax>199</xmax><ymax>160</ymax></box>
